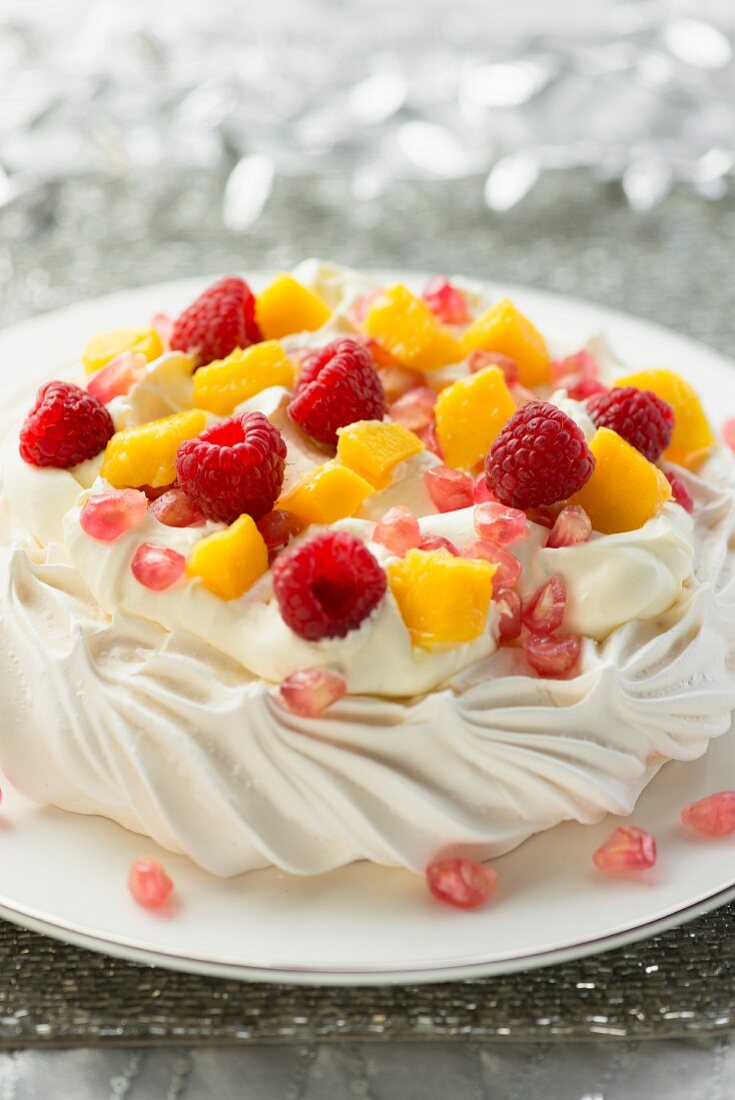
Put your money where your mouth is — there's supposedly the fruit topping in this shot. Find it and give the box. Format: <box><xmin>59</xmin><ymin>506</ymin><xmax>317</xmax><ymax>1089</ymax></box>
<box><xmin>372</xmin><ymin>506</ymin><xmax>422</xmax><ymax>556</ymax></box>
<box><xmin>149</xmin><ymin>487</ymin><xmax>205</xmax><ymax>528</ymax></box>
<box><xmin>193</xmin><ymin>340</ymin><xmax>294</xmax><ymax>416</ymax></box>
<box><xmin>461</xmin><ymin>539</ymin><xmax>522</xmax><ymax>589</ymax></box>
<box><xmin>593</xmin><ymin>826</ymin><xmax>657</xmax><ymax>873</ymax></box>
<box><xmin>170</xmin><ymin>276</ymin><xmax>261</xmax><ymax>367</ymax></box>
<box><xmin>80</xmin><ymin>489</ymin><xmax>148</xmax><ymax>542</ymax></box>
<box><xmin>546</xmin><ymin>504</ymin><xmax>592</xmax><ymax>548</ymax></box>
<box><xmin>288</xmin><ymin>337</ymin><xmax>384</xmax><ymax>446</ymax></box>
<box><xmin>474</xmin><ymin>501</ymin><xmax>529</xmax><ymax>546</ymax></box>
<box><xmin>82</xmin><ymin>328</ymin><xmax>163</xmax><ymax>375</ymax></box>
<box><xmin>522</xmin><ymin>575</ymin><xmax>566</xmax><ymax>636</ymax></box>
<box><xmin>337</xmin><ymin>419</ymin><xmax>424</xmax><ymax>488</ymax></box>
<box><xmin>419</xmin><ymin>535</ymin><xmax>458</xmax><ymax>555</ymax></box>
<box><xmin>279</xmin><ymin>668</ymin><xmax>347</xmax><ymax>716</ymax></box>
<box><xmin>278</xmin><ymin>462</ymin><xmax>374</xmax><ymax>526</ymax></box>
<box><xmin>176</xmin><ymin>411</ymin><xmax>286</xmax><ymax>524</ymax></box>
<box><xmin>571</xmin><ymin>427</ymin><xmax>671</xmax><ymax>534</ymax></box>
<box><xmin>87</xmin><ymin>351</ymin><xmax>147</xmax><ymax>404</ymax></box>
<box><xmin>131</xmin><ymin>543</ymin><xmax>186</xmax><ymax>591</ymax></box>
<box><xmin>523</xmin><ymin>632</ymin><xmax>581</xmax><ymax>678</ymax></box>
<box><xmin>387</xmin><ymin>548</ymin><xmax>495</xmax><ymax>646</ymax></box>
<box><xmin>128</xmin><ymin>857</ymin><xmax>174</xmax><ymax>909</ymax></box>
<box><xmin>495</xmin><ymin>588</ymin><xmax>522</xmax><ymax>643</ymax></box>
<box><xmin>101</xmin><ymin>408</ymin><xmax>207</xmax><ymax>490</ymax></box>
<box><xmin>426</xmin><ymin>857</ymin><xmax>498</xmax><ymax>909</ymax></box>
<box><xmin>187</xmin><ymin>514</ymin><xmax>269</xmax><ymax>600</ymax></box>
<box><xmin>273</xmin><ymin>531</ymin><xmax>387</xmax><ymax>641</ymax></box>
<box><xmin>461</xmin><ymin>299</ymin><xmax>551</xmax><ymax>387</ymax></box>
<box><xmin>255</xmin><ymin>274</ymin><xmax>331</xmax><ymax>339</ymax></box>
<box><xmin>434</xmin><ymin>366</ymin><xmax>516</xmax><ymax>470</ymax></box>
<box><xmin>388</xmin><ymin>386</ymin><xmax>437</xmax><ymax>432</ymax></box>
<box><xmin>681</xmin><ymin>792</ymin><xmax>735</xmax><ymax>836</ymax></box>
<box><xmin>20</xmin><ymin>381</ymin><xmax>115</xmax><ymax>469</ymax></box>
<box><xmin>363</xmin><ymin>284</ymin><xmax>462</xmax><ymax>372</ymax></box>
<box><xmin>424</xmin><ymin>465</ymin><xmax>474</xmax><ymax>512</ymax></box>
<box><xmin>665</xmin><ymin>471</ymin><xmax>694</xmax><ymax>513</ymax></box>
<box><xmin>586</xmin><ymin>386</ymin><xmax>674</xmax><ymax>462</ymax></box>
<box><xmin>614</xmin><ymin>368</ymin><xmax>714</xmax><ymax>470</ymax></box>
<box><xmin>421</xmin><ymin>276</ymin><xmax>471</xmax><ymax>325</ymax></box>
<box><xmin>256</xmin><ymin>509</ymin><xmax>305</xmax><ymax>559</ymax></box>
<box><xmin>468</xmin><ymin>349</ymin><xmax>519</xmax><ymax>386</ymax></box>
<box><xmin>550</xmin><ymin>348</ymin><xmax>598</xmax><ymax>385</ymax></box>
<box><xmin>485</xmin><ymin>401</ymin><xmax>595</xmax><ymax>510</ymax></box>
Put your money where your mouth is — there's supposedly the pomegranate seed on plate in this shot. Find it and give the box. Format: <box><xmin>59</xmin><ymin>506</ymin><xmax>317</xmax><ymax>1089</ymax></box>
<box><xmin>522</xmin><ymin>575</ymin><xmax>566</xmax><ymax>636</ymax></box>
<box><xmin>593</xmin><ymin>826</ymin><xmax>657</xmax><ymax>873</ymax></box>
<box><xmin>131</xmin><ymin>543</ymin><xmax>186</xmax><ymax>591</ymax></box>
<box><xmin>279</xmin><ymin>668</ymin><xmax>347</xmax><ymax>717</ymax></box>
<box><xmin>426</xmin><ymin>857</ymin><xmax>498</xmax><ymax>910</ymax></box>
<box><xmin>546</xmin><ymin>504</ymin><xmax>592</xmax><ymax>548</ymax></box>
<box><xmin>468</xmin><ymin>350</ymin><xmax>519</xmax><ymax>386</ymax></box>
<box><xmin>524</xmin><ymin>632</ymin><xmax>581</xmax><ymax>678</ymax></box>
<box><xmin>424</xmin><ymin>465</ymin><xmax>474</xmax><ymax>512</ymax></box>
<box><xmin>419</xmin><ymin>534</ymin><xmax>459</xmax><ymax>555</ymax></box>
<box><xmin>150</xmin><ymin>487</ymin><xmax>205</xmax><ymax>528</ymax></box>
<box><xmin>665</xmin><ymin>472</ymin><xmax>694</xmax><ymax>514</ymax></box>
<box><xmin>80</xmin><ymin>489</ymin><xmax>148</xmax><ymax>542</ymax></box>
<box><xmin>474</xmin><ymin>501</ymin><xmax>529</xmax><ymax>546</ymax></box>
<box><xmin>128</xmin><ymin>857</ymin><xmax>174</xmax><ymax>908</ymax></box>
<box><xmin>494</xmin><ymin>588</ymin><xmax>522</xmax><ymax>643</ymax></box>
<box><xmin>461</xmin><ymin>539</ymin><xmax>522</xmax><ymax>589</ymax></box>
<box><xmin>372</xmin><ymin>506</ymin><xmax>422</xmax><ymax>556</ymax></box>
<box><xmin>389</xmin><ymin>386</ymin><xmax>437</xmax><ymax>431</ymax></box>
<box><xmin>421</xmin><ymin>276</ymin><xmax>471</xmax><ymax>325</ymax></box>
<box><xmin>681</xmin><ymin>792</ymin><xmax>735</xmax><ymax>836</ymax></box>
<box><xmin>87</xmin><ymin>351</ymin><xmax>146</xmax><ymax>404</ymax></box>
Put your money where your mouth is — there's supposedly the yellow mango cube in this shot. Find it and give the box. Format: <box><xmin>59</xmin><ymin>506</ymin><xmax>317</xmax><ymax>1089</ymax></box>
<box><xmin>336</xmin><ymin>420</ymin><xmax>424</xmax><ymax>488</ymax></box>
<box><xmin>82</xmin><ymin>327</ymin><xmax>163</xmax><ymax>374</ymax></box>
<box><xmin>388</xmin><ymin>549</ymin><xmax>495</xmax><ymax>646</ymax></box>
<box><xmin>363</xmin><ymin>285</ymin><xmax>462</xmax><ymax>372</ymax></box>
<box><xmin>278</xmin><ymin>462</ymin><xmax>374</xmax><ymax>526</ymax></box>
<box><xmin>461</xmin><ymin>299</ymin><xmax>551</xmax><ymax>387</ymax></box>
<box><xmin>193</xmin><ymin>340</ymin><xmax>295</xmax><ymax>415</ymax></box>
<box><xmin>255</xmin><ymin>275</ymin><xmax>331</xmax><ymax>340</ymax></box>
<box><xmin>571</xmin><ymin>427</ymin><xmax>672</xmax><ymax>534</ymax></box>
<box><xmin>101</xmin><ymin>409</ymin><xmax>207</xmax><ymax>489</ymax></box>
<box><xmin>187</xmin><ymin>515</ymin><xmax>268</xmax><ymax>600</ymax></box>
<box><xmin>614</xmin><ymin>368</ymin><xmax>715</xmax><ymax>470</ymax></box>
<box><xmin>434</xmin><ymin>366</ymin><xmax>516</xmax><ymax>470</ymax></box>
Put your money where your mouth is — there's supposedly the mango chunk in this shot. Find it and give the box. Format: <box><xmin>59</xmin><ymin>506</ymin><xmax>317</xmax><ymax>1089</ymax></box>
<box><xmin>193</xmin><ymin>340</ymin><xmax>294</xmax><ymax>415</ymax></box>
<box><xmin>101</xmin><ymin>409</ymin><xmax>207</xmax><ymax>489</ymax></box>
<box><xmin>364</xmin><ymin>284</ymin><xmax>462</xmax><ymax>372</ymax></box>
<box><xmin>336</xmin><ymin>420</ymin><xmax>424</xmax><ymax>488</ymax></box>
<box><xmin>571</xmin><ymin>427</ymin><xmax>672</xmax><ymax>534</ymax></box>
<box><xmin>187</xmin><ymin>514</ymin><xmax>268</xmax><ymax>600</ymax></box>
<box><xmin>278</xmin><ymin>461</ymin><xmax>374</xmax><ymax>526</ymax></box>
<box><xmin>460</xmin><ymin>299</ymin><xmax>550</xmax><ymax>387</ymax></box>
<box><xmin>434</xmin><ymin>366</ymin><xmax>516</xmax><ymax>470</ymax></box>
<box><xmin>387</xmin><ymin>548</ymin><xmax>495</xmax><ymax>646</ymax></box>
<box><xmin>83</xmin><ymin>328</ymin><xmax>163</xmax><ymax>374</ymax></box>
<box><xmin>255</xmin><ymin>275</ymin><xmax>331</xmax><ymax>340</ymax></box>
<box><xmin>614</xmin><ymin>368</ymin><xmax>715</xmax><ymax>470</ymax></box>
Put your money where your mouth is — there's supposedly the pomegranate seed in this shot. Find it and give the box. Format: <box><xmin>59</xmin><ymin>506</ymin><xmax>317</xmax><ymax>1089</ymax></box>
<box><xmin>473</xmin><ymin>474</ymin><xmax>498</xmax><ymax>504</ymax></box>
<box><xmin>131</xmin><ymin>543</ymin><xmax>186</xmax><ymax>591</ymax></box>
<box><xmin>257</xmin><ymin>509</ymin><xmax>304</xmax><ymax>555</ymax></box>
<box><xmin>665</xmin><ymin>472</ymin><xmax>694</xmax><ymax>513</ymax></box>
<box><xmin>522</xmin><ymin>575</ymin><xmax>566</xmax><ymax>635</ymax></box>
<box><xmin>462</xmin><ymin>539</ymin><xmax>522</xmax><ymax>589</ymax></box>
<box><xmin>424</xmin><ymin>465</ymin><xmax>474</xmax><ymax>512</ymax></box>
<box><xmin>426</xmin><ymin>857</ymin><xmax>498</xmax><ymax>910</ymax></box>
<box><xmin>468</xmin><ymin>350</ymin><xmax>519</xmax><ymax>386</ymax></box>
<box><xmin>363</xmin><ymin>341</ymin><xmax>404</xmax><ymax>375</ymax></box>
<box><xmin>80</xmin><ymin>489</ymin><xmax>148</xmax><ymax>542</ymax></box>
<box><xmin>681</xmin><ymin>792</ymin><xmax>735</xmax><ymax>836</ymax></box>
<box><xmin>87</xmin><ymin>351</ymin><xmax>146</xmax><ymax>404</ymax></box>
<box><xmin>558</xmin><ymin>374</ymin><xmax>607</xmax><ymax>401</ymax></box>
<box><xmin>723</xmin><ymin>419</ymin><xmax>735</xmax><ymax>452</ymax></box>
<box><xmin>151</xmin><ymin>312</ymin><xmax>174</xmax><ymax>351</ymax></box>
<box><xmin>279</xmin><ymin>668</ymin><xmax>347</xmax><ymax>717</ymax></box>
<box><xmin>373</xmin><ymin>506</ymin><xmax>422</xmax><ymax>556</ymax></box>
<box><xmin>128</xmin><ymin>857</ymin><xmax>174</xmax><ymax>908</ymax></box>
<box><xmin>142</xmin><ymin>482</ymin><xmax>175</xmax><ymax>502</ymax></box>
<box><xmin>422</xmin><ymin>276</ymin><xmax>471</xmax><ymax>325</ymax></box>
<box><xmin>593</xmin><ymin>826</ymin><xmax>657</xmax><ymax>873</ymax></box>
<box><xmin>551</xmin><ymin>349</ymin><xmax>598</xmax><ymax>385</ymax></box>
<box><xmin>511</xmin><ymin>383</ymin><xmax>538</xmax><ymax>407</ymax></box>
<box><xmin>352</xmin><ymin>290</ymin><xmax>383</xmax><ymax>325</ymax></box>
<box><xmin>474</xmin><ymin>501</ymin><xmax>529</xmax><ymax>546</ymax></box>
<box><xmin>495</xmin><ymin>587</ymin><xmax>522</xmax><ymax>643</ymax></box>
<box><xmin>150</xmin><ymin>487</ymin><xmax>205</xmax><ymax>528</ymax></box>
<box><xmin>389</xmin><ymin>386</ymin><xmax>437</xmax><ymax>431</ymax></box>
<box><xmin>526</xmin><ymin>505</ymin><xmax>560</xmax><ymax>529</ymax></box>
<box><xmin>524</xmin><ymin>632</ymin><xmax>581</xmax><ymax>678</ymax></box>
<box><xmin>546</xmin><ymin>504</ymin><xmax>592</xmax><ymax>548</ymax></box>
<box><xmin>419</xmin><ymin>534</ymin><xmax>459</xmax><ymax>555</ymax></box>
<box><xmin>418</xmin><ymin>421</ymin><xmax>443</xmax><ymax>458</ymax></box>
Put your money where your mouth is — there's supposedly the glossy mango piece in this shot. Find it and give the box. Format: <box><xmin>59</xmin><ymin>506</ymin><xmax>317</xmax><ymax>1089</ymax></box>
<box><xmin>187</xmin><ymin>514</ymin><xmax>268</xmax><ymax>600</ymax></box>
<box><xmin>460</xmin><ymin>299</ymin><xmax>550</xmax><ymax>387</ymax></box>
<box><xmin>193</xmin><ymin>340</ymin><xmax>295</xmax><ymax>415</ymax></box>
<box><xmin>387</xmin><ymin>548</ymin><xmax>495</xmax><ymax>646</ymax></box>
<box><xmin>336</xmin><ymin>420</ymin><xmax>424</xmax><ymax>488</ymax></box>
<box><xmin>278</xmin><ymin>462</ymin><xmax>374</xmax><ymax>526</ymax></box>
<box><xmin>255</xmin><ymin>275</ymin><xmax>331</xmax><ymax>340</ymax></box>
<box><xmin>614</xmin><ymin>368</ymin><xmax>715</xmax><ymax>470</ymax></box>
<box><xmin>434</xmin><ymin>366</ymin><xmax>516</xmax><ymax>470</ymax></box>
<box><xmin>83</xmin><ymin>328</ymin><xmax>163</xmax><ymax>374</ymax></box>
<box><xmin>101</xmin><ymin>409</ymin><xmax>208</xmax><ymax>489</ymax></box>
<box><xmin>364</xmin><ymin>285</ymin><xmax>462</xmax><ymax>372</ymax></box>
<box><xmin>571</xmin><ymin>427</ymin><xmax>672</xmax><ymax>534</ymax></box>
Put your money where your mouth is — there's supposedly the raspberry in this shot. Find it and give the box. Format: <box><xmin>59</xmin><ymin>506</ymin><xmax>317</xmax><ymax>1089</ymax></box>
<box><xmin>288</xmin><ymin>337</ymin><xmax>384</xmax><ymax>446</ymax></box>
<box><xmin>272</xmin><ymin>531</ymin><xmax>386</xmax><ymax>641</ymax></box>
<box><xmin>485</xmin><ymin>401</ymin><xmax>595</xmax><ymax>510</ymax></box>
<box><xmin>19</xmin><ymin>381</ymin><xmax>114</xmax><ymax>469</ymax></box>
<box><xmin>176</xmin><ymin>411</ymin><xmax>286</xmax><ymax>524</ymax></box>
<box><xmin>170</xmin><ymin>276</ymin><xmax>262</xmax><ymax>367</ymax></box>
<box><xmin>586</xmin><ymin>386</ymin><xmax>674</xmax><ymax>462</ymax></box>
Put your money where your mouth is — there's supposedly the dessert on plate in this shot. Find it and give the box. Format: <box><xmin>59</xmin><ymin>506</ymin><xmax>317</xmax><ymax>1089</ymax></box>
<box><xmin>1</xmin><ymin>260</ymin><xmax>734</xmax><ymax>878</ymax></box>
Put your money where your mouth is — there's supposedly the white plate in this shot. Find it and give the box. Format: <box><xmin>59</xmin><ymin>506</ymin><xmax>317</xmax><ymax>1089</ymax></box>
<box><xmin>1</xmin><ymin>275</ymin><xmax>735</xmax><ymax>986</ymax></box>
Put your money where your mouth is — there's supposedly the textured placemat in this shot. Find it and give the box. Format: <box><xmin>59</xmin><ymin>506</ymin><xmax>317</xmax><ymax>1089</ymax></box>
<box><xmin>1</xmin><ymin>170</ymin><xmax>734</xmax><ymax>1044</ymax></box>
